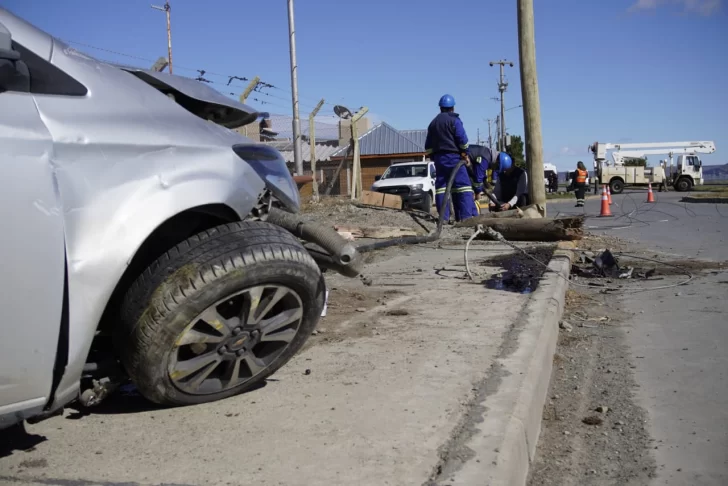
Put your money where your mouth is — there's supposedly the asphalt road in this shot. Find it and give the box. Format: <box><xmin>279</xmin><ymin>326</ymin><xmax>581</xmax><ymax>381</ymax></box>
<box><xmin>550</xmin><ymin>190</ymin><xmax>728</xmax><ymax>485</ymax></box>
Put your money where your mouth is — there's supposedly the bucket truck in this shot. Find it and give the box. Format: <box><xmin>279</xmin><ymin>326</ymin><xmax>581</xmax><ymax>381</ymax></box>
<box><xmin>588</xmin><ymin>141</ymin><xmax>716</xmax><ymax>194</ymax></box>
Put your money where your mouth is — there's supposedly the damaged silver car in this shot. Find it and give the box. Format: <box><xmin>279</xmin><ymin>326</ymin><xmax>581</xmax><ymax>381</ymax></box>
<box><xmin>0</xmin><ymin>7</ymin><xmax>361</xmax><ymax>429</ymax></box>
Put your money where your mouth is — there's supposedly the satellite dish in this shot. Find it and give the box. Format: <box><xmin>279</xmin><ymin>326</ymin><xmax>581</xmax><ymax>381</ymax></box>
<box><xmin>333</xmin><ymin>105</ymin><xmax>353</xmax><ymax>119</ymax></box>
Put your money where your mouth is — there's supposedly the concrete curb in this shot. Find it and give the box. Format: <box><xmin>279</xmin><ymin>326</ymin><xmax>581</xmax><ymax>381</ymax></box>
<box><xmin>446</xmin><ymin>242</ymin><xmax>575</xmax><ymax>486</ymax></box>
<box><xmin>681</xmin><ymin>196</ymin><xmax>728</xmax><ymax>204</ymax></box>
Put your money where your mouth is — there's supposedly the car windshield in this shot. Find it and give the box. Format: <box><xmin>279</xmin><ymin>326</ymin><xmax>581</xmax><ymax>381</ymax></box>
<box><xmin>381</xmin><ymin>165</ymin><xmax>428</xmax><ymax>180</ymax></box>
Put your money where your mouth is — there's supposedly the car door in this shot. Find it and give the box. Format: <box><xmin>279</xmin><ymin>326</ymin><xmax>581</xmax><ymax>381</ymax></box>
<box><xmin>0</xmin><ymin>21</ymin><xmax>66</xmax><ymax>416</ymax></box>
<box><xmin>429</xmin><ymin>163</ymin><xmax>436</xmax><ymax>189</ymax></box>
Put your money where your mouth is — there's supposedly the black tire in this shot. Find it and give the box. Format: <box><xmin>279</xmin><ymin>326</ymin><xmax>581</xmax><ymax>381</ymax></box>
<box><xmin>609</xmin><ymin>179</ymin><xmax>624</xmax><ymax>195</ymax></box>
<box><xmin>116</xmin><ymin>221</ymin><xmax>324</xmax><ymax>406</ymax></box>
<box><xmin>674</xmin><ymin>177</ymin><xmax>692</xmax><ymax>192</ymax></box>
<box><xmin>420</xmin><ymin>192</ymin><xmax>433</xmax><ymax>212</ymax></box>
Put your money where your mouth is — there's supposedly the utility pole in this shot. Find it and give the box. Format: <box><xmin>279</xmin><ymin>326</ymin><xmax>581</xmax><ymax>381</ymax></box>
<box><xmin>495</xmin><ymin>116</ymin><xmax>501</xmax><ymax>151</ymax></box>
<box><xmin>486</xmin><ymin>118</ymin><xmax>494</xmax><ymax>150</ymax></box>
<box><xmin>151</xmin><ymin>1</ymin><xmax>173</xmax><ymax>74</ymax></box>
<box><xmin>309</xmin><ymin>99</ymin><xmax>325</xmax><ymax>201</ymax></box>
<box><xmin>489</xmin><ymin>59</ymin><xmax>514</xmax><ymax>151</ymax></box>
<box><xmin>286</xmin><ymin>0</ymin><xmax>304</xmax><ymax>176</ymax></box>
<box><xmin>477</xmin><ymin>128</ymin><xmax>481</xmax><ymax>145</ymax></box>
<box><xmin>517</xmin><ymin>0</ymin><xmax>546</xmax><ymax>211</ymax></box>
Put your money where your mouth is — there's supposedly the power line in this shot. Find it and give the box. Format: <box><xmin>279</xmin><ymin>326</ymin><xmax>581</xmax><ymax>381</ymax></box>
<box><xmin>60</xmin><ymin>39</ymin><xmax>361</xmax><ymax>118</ymax></box>
<box><xmin>63</xmin><ymin>39</ymin><xmax>339</xmax><ymax>112</ymax></box>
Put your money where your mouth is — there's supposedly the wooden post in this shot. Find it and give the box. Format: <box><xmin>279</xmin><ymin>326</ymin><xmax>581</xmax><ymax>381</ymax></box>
<box><xmin>239</xmin><ymin>76</ymin><xmax>260</xmax><ymax>104</ymax></box>
<box><xmin>309</xmin><ymin>99</ymin><xmax>325</xmax><ymax>201</ymax></box>
<box><xmin>517</xmin><ymin>0</ymin><xmax>546</xmax><ymax>214</ymax></box>
<box><xmin>237</xmin><ymin>77</ymin><xmax>261</xmax><ymax>138</ymax></box>
<box><xmin>349</xmin><ymin>107</ymin><xmax>369</xmax><ymax>200</ymax></box>
<box><xmin>150</xmin><ymin>57</ymin><xmax>169</xmax><ymax>72</ymax></box>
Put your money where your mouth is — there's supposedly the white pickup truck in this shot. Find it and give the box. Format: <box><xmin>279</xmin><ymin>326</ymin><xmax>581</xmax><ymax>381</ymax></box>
<box><xmin>371</xmin><ymin>161</ymin><xmax>436</xmax><ymax>212</ymax></box>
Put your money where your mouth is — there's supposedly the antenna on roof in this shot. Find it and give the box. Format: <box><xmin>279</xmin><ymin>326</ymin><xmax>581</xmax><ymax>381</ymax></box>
<box><xmin>333</xmin><ymin>105</ymin><xmax>353</xmax><ymax>120</ymax></box>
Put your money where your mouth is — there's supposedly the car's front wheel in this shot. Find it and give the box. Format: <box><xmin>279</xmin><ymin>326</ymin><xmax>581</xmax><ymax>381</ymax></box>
<box><xmin>116</xmin><ymin>221</ymin><xmax>324</xmax><ymax>406</ymax></box>
<box><xmin>420</xmin><ymin>191</ymin><xmax>433</xmax><ymax>212</ymax></box>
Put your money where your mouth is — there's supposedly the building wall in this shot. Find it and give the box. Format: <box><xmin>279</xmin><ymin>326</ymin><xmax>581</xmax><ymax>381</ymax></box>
<box><xmin>235</xmin><ymin>122</ymin><xmax>260</xmax><ymax>142</ymax></box>
<box><xmin>338</xmin><ymin>118</ymin><xmax>372</xmax><ymax>146</ymax></box>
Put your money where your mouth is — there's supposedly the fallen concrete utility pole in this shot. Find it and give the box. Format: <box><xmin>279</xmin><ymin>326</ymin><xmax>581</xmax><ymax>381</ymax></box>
<box><xmin>455</xmin><ymin>216</ymin><xmax>585</xmax><ymax>241</ymax></box>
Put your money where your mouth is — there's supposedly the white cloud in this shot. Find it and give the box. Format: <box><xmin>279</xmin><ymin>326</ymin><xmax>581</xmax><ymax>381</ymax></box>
<box><xmin>627</xmin><ymin>0</ymin><xmax>721</xmax><ymax>15</ymax></box>
<box><xmin>559</xmin><ymin>146</ymin><xmax>580</xmax><ymax>156</ymax></box>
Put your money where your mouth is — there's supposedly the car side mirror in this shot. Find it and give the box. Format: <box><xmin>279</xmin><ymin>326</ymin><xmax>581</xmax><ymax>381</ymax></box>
<box><xmin>374</xmin><ymin>175</ymin><xmax>382</xmax><ymax>181</ymax></box>
<box><xmin>0</xmin><ymin>22</ymin><xmax>29</xmax><ymax>93</ymax></box>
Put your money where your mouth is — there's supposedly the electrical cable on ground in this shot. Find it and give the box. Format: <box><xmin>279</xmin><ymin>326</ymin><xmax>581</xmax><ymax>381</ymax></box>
<box><xmin>464</xmin><ymin>225</ymin><xmax>485</xmax><ymax>280</ymax></box>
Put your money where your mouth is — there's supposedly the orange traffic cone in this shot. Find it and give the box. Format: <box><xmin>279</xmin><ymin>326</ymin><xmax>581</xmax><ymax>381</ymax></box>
<box><xmin>646</xmin><ymin>183</ymin><xmax>655</xmax><ymax>203</ymax></box>
<box><xmin>599</xmin><ymin>185</ymin><xmax>613</xmax><ymax>217</ymax></box>
<box><xmin>607</xmin><ymin>185</ymin><xmax>613</xmax><ymax>205</ymax></box>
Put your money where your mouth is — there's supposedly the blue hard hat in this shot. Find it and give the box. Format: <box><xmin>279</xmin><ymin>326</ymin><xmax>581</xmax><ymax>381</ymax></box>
<box><xmin>498</xmin><ymin>152</ymin><xmax>513</xmax><ymax>173</ymax></box>
<box><xmin>438</xmin><ymin>94</ymin><xmax>455</xmax><ymax>108</ymax></box>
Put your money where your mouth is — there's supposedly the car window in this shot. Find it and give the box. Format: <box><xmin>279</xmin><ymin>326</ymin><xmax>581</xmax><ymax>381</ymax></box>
<box><xmin>10</xmin><ymin>41</ymin><xmax>87</xmax><ymax>96</ymax></box>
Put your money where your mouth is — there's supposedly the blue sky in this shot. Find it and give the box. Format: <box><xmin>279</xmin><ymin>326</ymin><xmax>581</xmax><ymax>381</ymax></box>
<box><xmin>4</xmin><ymin>0</ymin><xmax>727</xmax><ymax>170</ymax></box>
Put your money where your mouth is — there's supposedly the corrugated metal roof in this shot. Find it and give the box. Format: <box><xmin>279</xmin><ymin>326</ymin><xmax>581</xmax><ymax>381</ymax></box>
<box><xmin>400</xmin><ymin>129</ymin><xmax>427</xmax><ymax>149</ymax></box>
<box><xmin>331</xmin><ymin>122</ymin><xmax>426</xmax><ymax>158</ymax></box>
<box><xmin>265</xmin><ymin>114</ymin><xmax>340</xmax><ymax>141</ymax></box>
<box><xmin>264</xmin><ymin>141</ymin><xmax>340</xmax><ymax>163</ymax></box>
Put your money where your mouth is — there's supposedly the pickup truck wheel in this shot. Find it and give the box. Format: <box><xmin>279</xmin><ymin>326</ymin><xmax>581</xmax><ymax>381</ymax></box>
<box><xmin>116</xmin><ymin>221</ymin><xmax>324</xmax><ymax>406</ymax></box>
<box><xmin>420</xmin><ymin>192</ymin><xmax>433</xmax><ymax>212</ymax></box>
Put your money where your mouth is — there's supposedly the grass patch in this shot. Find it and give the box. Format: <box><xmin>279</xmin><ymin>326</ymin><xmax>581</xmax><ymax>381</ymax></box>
<box><xmin>689</xmin><ymin>190</ymin><xmax>728</xmax><ymax>198</ymax></box>
<box><xmin>694</xmin><ymin>184</ymin><xmax>728</xmax><ymax>193</ymax></box>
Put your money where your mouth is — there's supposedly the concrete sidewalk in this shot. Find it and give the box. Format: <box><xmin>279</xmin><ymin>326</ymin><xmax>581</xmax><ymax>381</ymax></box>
<box><xmin>0</xmin><ymin>241</ymin><xmax>571</xmax><ymax>486</ymax></box>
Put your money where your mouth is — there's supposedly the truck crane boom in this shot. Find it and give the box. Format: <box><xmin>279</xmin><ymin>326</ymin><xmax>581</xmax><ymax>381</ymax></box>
<box><xmin>588</xmin><ymin>140</ymin><xmax>717</xmax><ymax>194</ymax></box>
<box><xmin>593</xmin><ymin>141</ymin><xmax>715</xmax><ymax>152</ymax></box>
<box><xmin>611</xmin><ymin>145</ymin><xmax>716</xmax><ymax>166</ymax></box>
<box><xmin>589</xmin><ymin>141</ymin><xmax>716</xmax><ymax>164</ymax></box>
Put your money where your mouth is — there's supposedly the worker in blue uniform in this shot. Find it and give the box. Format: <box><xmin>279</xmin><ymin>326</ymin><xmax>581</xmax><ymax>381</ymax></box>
<box><xmin>467</xmin><ymin>145</ymin><xmax>514</xmax><ymax>201</ymax></box>
<box><xmin>488</xmin><ymin>152</ymin><xmax>530</xmax><ymax>211</ymax></box>
<box><xmin>424</xmin><ymin>94</ymin><xmax>479</xmax><ymax>222</ymax></box>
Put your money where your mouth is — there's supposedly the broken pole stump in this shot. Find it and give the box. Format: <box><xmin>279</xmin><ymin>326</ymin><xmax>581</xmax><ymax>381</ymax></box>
<box><xmin>454</xmin><ymin>216</ymin><xmax>585</xmax><ymax>241</ymax></box>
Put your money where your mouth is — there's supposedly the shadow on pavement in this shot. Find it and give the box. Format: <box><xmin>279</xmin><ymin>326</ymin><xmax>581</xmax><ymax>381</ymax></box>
<box><xmin>0</xmin><ymin>423</ymin><xmax>47</xmax><ymax>459</ymax></box>
<box><xmin>65</xmin><ymin>379</ymin><xmax>269</xmax><ymax>418</ymax></box>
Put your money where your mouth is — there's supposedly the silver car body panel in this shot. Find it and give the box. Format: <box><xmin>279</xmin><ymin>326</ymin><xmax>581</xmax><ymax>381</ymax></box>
<box><xmin>0</xmin><ymin>7</ymin><xmax>295</xmax><ymax>423</ymax></box>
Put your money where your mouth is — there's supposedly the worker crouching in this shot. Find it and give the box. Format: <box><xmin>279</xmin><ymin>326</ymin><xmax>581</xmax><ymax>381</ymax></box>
<box><xmin>488</xmin><ymin>153</ymin><xmax>530</xmax><ymax>211</ymax></box>
<box><xmin>425</xmin><ymin>94</ymin><xmax>479</xmax><ymax>222</ymax></box>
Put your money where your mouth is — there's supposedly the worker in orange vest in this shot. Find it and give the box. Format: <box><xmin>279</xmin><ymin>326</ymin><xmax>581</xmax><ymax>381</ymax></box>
<box><xmin>571</xmin><ymin>161</ymin><xmax>589</xmax><ymax>207</ymax></box>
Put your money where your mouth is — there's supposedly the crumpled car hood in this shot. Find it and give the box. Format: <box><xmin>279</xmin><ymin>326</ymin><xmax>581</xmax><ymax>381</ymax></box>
<box><xmin>116</xmin><ymin>64</ymin><xmax>260</xmax><ymax>129</ymax></box>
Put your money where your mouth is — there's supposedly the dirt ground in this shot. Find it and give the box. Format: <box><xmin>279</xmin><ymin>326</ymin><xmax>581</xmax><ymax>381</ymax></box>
<box><xmin>527</xmin><ymin>284</ymin><xmax>658</xmax><ymax>486</ymax></box>
<box><xmin>528</xmin><ymin>237</ymin><xmax>728</xmax><ymax>486</ymax></box>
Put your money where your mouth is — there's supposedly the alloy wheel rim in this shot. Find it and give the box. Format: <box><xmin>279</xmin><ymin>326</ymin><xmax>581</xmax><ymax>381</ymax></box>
<box><xmin>168</xmin><ymin>284</ymin><xmax>304</xmax><ymax>395</ymax></box>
